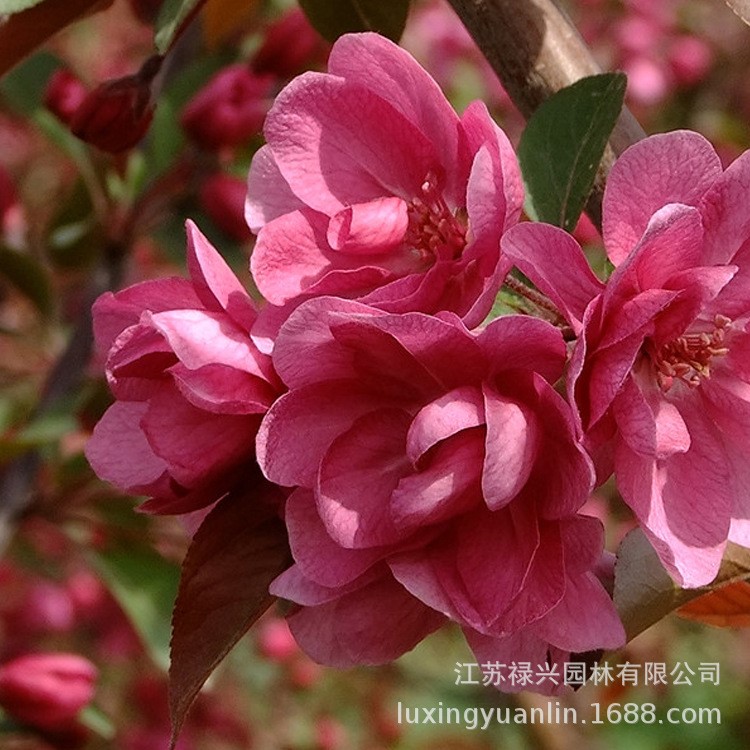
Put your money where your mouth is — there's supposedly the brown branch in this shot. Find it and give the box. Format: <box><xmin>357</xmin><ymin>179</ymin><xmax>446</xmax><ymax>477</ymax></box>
<box><xmin>445</xmin><ymin>0</ymin><xmax>647</xmax><ymax>226</ymax></box>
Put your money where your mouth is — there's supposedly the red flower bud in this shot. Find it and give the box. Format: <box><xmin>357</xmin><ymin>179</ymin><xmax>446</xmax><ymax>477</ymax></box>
<box><xmin>70</xmin><ymin>56</ymin><xmax>162</xmax><ymax>153</ymax></box>
<box><xmin>44</xmin><ymin>69</ymin><xmax>88</xmax><ymax>126</ymax></box>
<box><xmin>252</xmin><ymin>8</ymin><xmax>328</xmax><ymax>79</ymax></box>
<box><xmin>181</xmin><ymin>65</ymin><xmax>273</xmax><ymax>151</ymax></box>
<box><xmin>0</xmin><ymin>653</ymin><xmax>97</xmax><ymax>731</ymax></box>
<box><xmin>199</xmin><ymin>172</ymin><xmax>251</xmax><ymax>242</ymax></box>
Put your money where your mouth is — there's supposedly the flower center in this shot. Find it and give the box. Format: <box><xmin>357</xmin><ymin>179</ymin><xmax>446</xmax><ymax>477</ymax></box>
<box><xmin>405</xmin><ymin>174</ymin><xmax>467</xmax><ymax>264</ymax></box>
<box><xmin>651</xmin><ymin>314</ymin><xmax>731</xmax><ymax>391</ymax></box>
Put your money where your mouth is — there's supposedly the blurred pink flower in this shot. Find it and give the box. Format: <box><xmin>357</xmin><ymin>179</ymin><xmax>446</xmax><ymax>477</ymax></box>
<box><xmin>262</xmin><ymin>298</ymin><xmax>623</xmax><ymax>680</ymax></box>
<box><xmin>246</xmin><ymin>32</ymin><xmax>523</xmax><ymax>330</ymax></box>
<box><xmin>251</xmin><ymin>7</ymin><xmax>328</xmax><ymax>79</ymax></box>
<box><xmin>199</xmin><ymin>172</ymin><xmax>253</xmax><ymax>242</ymax></box>
<box><xmin>86</xmin><ymin>221</ymin><xmax>280</xmax><ymax>514</ymax></box>
<box><xmin>44</xmin><ymin>69</ymin><xmax>88</xmax><ymax>126</ymax></box>
<box><xmin>0</xmin><ymin>652</ymin><xmax>97</xmax><ymax>732</ymax></box>
<box><xmin>181</xmin><ymin>65</ymin><xmax>273</xmax><ymax>151</ymax></box>
<box><xmin>503</xmin><ymin>130</ymin><xmax>750</xmax><ymax>587</ymax></box>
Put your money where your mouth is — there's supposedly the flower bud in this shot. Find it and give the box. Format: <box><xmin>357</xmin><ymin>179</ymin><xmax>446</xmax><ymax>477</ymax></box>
<box><xmin>0</xmin><ymin>653</ymin><xmax>97</xmax><ymax>731</ymax></box>
<box><xmin>252</xmin><ymin>8</ymin><xmax>328</xmax><ymax>78</ymax></box>
<box><xmin>181</xmin><ymin>65</ymin><xmax>272</xmax><ymax>151</ymax></box>
<box><xmin>70</xmin><ymin>56</ymin><xmax>162</xmax><ymax>153</ymax></box>
<box><xmin>199</xmin><ymin>172</ymin><xmax>252</xmax><ymax>242</ymax></box>
<box><xmin>44</xmin><ymin>69</ymin><xmax>88</xmax><ymax>126</ymax></box>
<box><xmin>256</xmin><ymin>617</ymin><xmax>299</xmax><ymax>662</ymax></box>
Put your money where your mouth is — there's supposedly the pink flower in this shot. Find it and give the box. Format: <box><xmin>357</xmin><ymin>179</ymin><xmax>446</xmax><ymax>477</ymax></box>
<box><xmin>0</xmin><ymin>652</ymin><xmax>97</xmax><ymax>731</ymax></box>
<box><xmin>503</xmin><ymin>130</ymin><xmax>750</xmax><ymax>587</ymax></box>
<box><xmin>181</xmin><ymin>65</ymin><xmax>274</xmax><ymax>151</ymax></box>
<box><xmin>85</xmin><ymin>221</ymin><xmax>280</xmax><ymax>514</ymax></box>
<box><xmin>44</xmin><ymin>69</ymin><xmax>88</xmax><ymax>126</ymax></box>
<box><xmin>260</xmin><ymin>298</ymin><xmax>624</xmax><ymax>681</ymax></box>
<box><xmin>245</xmin><ymin>33</ymin><xmax>522</xmax><ymax>330</ymax></box>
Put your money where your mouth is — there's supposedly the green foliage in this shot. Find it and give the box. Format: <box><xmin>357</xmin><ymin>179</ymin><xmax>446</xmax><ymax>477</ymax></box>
<box><xmin>0</xmin><ymin>51</ymin><xmax>58</xmax><ymax>115</ymax></box>
<box><xmin>298</xmin><ymin>0</ymin><xmax>411</xmax><ymax>43</ymax></box>
<box><xmin>0</xmin><ymin>245</ymin><xmax>53</xmax><ymax>316</ymax></box>
<box><xmin>90</xmin><ymin>541</ymin><xmax>181</xmax><ymax>672</ymax></box>
<box><xmin>0</xmin><ymin>0</ymin><xmax>47</xmax><ymax>15</ymax></box>
<box><xmin>518</xmin><ymin>73</ymin><xmax>626</xmax><ymax>232</ymax></box>
<box><xmin>155</xmin><ymin>0</ymin><xmax>206</xmax><ymax>54</ymax></box>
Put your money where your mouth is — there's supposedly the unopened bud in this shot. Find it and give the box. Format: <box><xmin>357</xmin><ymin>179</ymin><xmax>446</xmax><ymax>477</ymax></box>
<box><xmin>70</xmin><ymin>56</ymin><xmax>162</xmax><ymax>153</ymax></box>
<box><xmin>252</xmin><ymin>8</ymin><xmax>328</xmax><ymax>78</ymax></box>
<box><xmin>181</xmin><ymin>64</ymin><xmax>272</xmax><ymax>151</ymax></box>
<box><xmin>0</xmin><ymin>652</ymin><xmax>97</xmax><ymax>731</ymax></box>
<box><xmin>199</xmin><ymin>172</ymin><xmax>252</xmax><ymax>242</ymax></box>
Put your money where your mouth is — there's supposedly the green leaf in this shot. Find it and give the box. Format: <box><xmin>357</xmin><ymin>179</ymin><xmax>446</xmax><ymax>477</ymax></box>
<box><xmin>90</xmin><ymin>541</ymin><xmax>181</xmax><ymax>671</ymax></box>
<box><xmin>518</xmin><ymin>73</ymin><xmax>626</xmax><ymax>232</ymax></box>
<box><xmin>169</xmin><ymin>478</ymin><xmax>290</xmax><ymax>746</ymax></box>
<box><xmin>0</xmin><ymin>245</ymin><xmax>53</xmax><ymax>316</ymax></box>
<box><xmin>298</xmin><ymin>0</ymin><xmax>410</xmax><ymax>43</ymax></box>
<box><xmin>155</xmin><ymin>0</ymin><xmax>206</xmax><ymax>54</ymax></box>
<box><xmin>0</xmin><ymin>0</ymin><xmax>47</xmax><ymax>14</ymax></box>
<box><xmin>613</xmin><ymin>529</ymin><xmax>750</xmax><ymax>641</ymax></box>
<box><xmin>0</xmin><ymin>52</ymin><xmax>59</xmax><ymax>115</ymax></box>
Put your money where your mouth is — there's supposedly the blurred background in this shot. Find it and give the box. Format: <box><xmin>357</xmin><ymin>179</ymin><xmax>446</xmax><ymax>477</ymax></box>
<box><xmin>0</xmin><ymin>0</ymin><xmax>749</xmax><ymax>747</ymax></box>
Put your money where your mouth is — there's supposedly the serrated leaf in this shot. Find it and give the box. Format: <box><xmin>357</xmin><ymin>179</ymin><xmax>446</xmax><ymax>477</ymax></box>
<box><xmin>0</xmin><ymin>245</ymin><xmax>53</xmax><ymax>316</ymax></box>
<box><xmin>169</xmin><ymin>479</ymin><xmax>290</xmax><ymax>746</ymax></box>
<box><xmin>518</xmin><ymin>73</ymin><xmax>626</xmax><ymax>232</ymax></box>
<box><xmin>678</xmin><ymin>580</ymin><xmax>750</xmax><ymax>627</ymax></box>
<box><xmin>614</xmin><ymin>529</ymin><xmax>750</xmax><ymax>640</ymax></box>
<box><xmin>725</xmin><ymin>0</ymin><xmax>750</xmax><ymax>25</ymax></box>
<box><xmin>90</xmin><ymin>541</ymin><xmax>181</xmax><ymax>671</ymax></box>
<box><xmin>155</xmin><ymin>0</ymin><xmax>207</xmax><ymax>54</ymax></box>
<box><xmin>298</xmin><ymin>0</ymin><xmax>410</xmax><ymax>43</ymax></box>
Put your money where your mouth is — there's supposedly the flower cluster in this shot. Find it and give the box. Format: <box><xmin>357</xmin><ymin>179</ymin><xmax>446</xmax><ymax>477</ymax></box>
<box><xmin>86</xmin><ymin>31</ymin><xmax>750</xmax><ymax>690</ymax></box>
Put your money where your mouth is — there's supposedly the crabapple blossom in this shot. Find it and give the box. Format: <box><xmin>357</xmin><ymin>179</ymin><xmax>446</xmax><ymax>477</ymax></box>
<box><xmin>85</xmin><ymin>221</ymin><xmax>280</xmax><ymax>514</ymax></box>
<box><xmin>245</xmin><ymin>32</ymin><xmax>523</xmax><ymax>331</ymax></box>
<box><xmin>503</xmin><ymin>130</ymin><xmax>750</xmax><ymax>587</ymax></box>
<box><xmin>260</xmin><ymin>297</ymin><xmax>624</xmax><ymax>680</ymax></box>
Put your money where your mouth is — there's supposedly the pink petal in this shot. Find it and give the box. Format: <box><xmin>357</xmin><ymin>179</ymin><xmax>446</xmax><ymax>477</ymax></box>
<box><xmin>257</xmin><ymin>382</ymin><xmax>388</xmax><ymax>487</ymax></box>
<box><xmin>390</xmin><ymin>428</ymin><xmax>484</xmax><ymax>530</ymax></box>
<box><xmin>317</xmin><ymin>409</ymin><xmax>412</xmax><ymax>548</ymax></box>
<box><xmin>501</xmin><ymin>222</ymin><xmax>604</xmax><ymax>332</ymax></box>
<box><xmin>272</xmin><ymin>297</ymin><xmax>386</xmax><ymax>389</ymax></box>
<box><xmin>477</xmin><ymin>315</ymin><xmax>566</xmax><ymax>384</ymax></box>
<box><xmin>270</xmin><ymin>564</ymin><xmax>382</xmax><ymax>606</ymax></box>
<box><xmin>406</xmin><ymin>385</ymin><xmax>485</xmax><ymax>463</ymax></box>
<box><xmin>285</xmin><ymin>573</ymin><xmax>445</xmax><ymax>667</ymax></box>
<box><xmin>148</xmin><ymin>309</ymin><xmax>265</xmax><ymax>376</ymax></box>
<box><xmin>532</xmin><ymin>573</ymin><xmax>625</xmax><ymax>652</ymax></box>
<box><xmin>141</xmin><ymin>383</ymin><xmax>258</xmax><ymax>486</ymax></box>
<box><xmin>265</xmin><ymin>73</ymin><xmax>438</xmax><ymax>214</ymax></box>
<box><xmin>460</xmin><ymin>101</ymin><xmax>523</xmax><ymax>226</ymax></box>
<box><xmin>481</xmin><ymin>385</ymin><xmax>540</xmax><ymax>511</ymax></box>
<box><xmin>603</xmin><ymin>130</ymin><xmax>721</xmax><ymax>265</ymax></box>
<box><xmin>326</xmin><ymin>197</ymin><xmax>408</xmax><ymax>254</ymax></box>
<box><xmin>185</xmin><ymin>220</ymin><xmax>256</xmax><ymax>329</ymax></box>
<box><xmin>170</xmin><ymin>363</ymin><xmax>275</xmax><ymax>414</ymax></box>
<box><xmin>245</xmin><ymin>144</ymin><xmax>305</xmax><ymax>232</ymax></box>
<box><xmin>328</xmin><ymin>32</ymin><xmax>465</xmax><ymax>201</ymax></box>
<box><xmin>614</xmin><ymin>413</ymin><xmax>731</xmax><ymax>587</ymax></box>
<box><xmin>612</xmin><ymin>376</ymin><xmax>691</xmax><ymax>459</ymax></box>
<box><xmin>559</xmin><ymin>514</ymin><xmax>605</xmax><ymax>576</ymax></box>
<box><xmin>85</xmin><ymin>402</ymin><xmax>167</xmax><ymax>491</ymax></box>
<box><xmin>285</xmin><ymin>488</ymin><xmax>385</xmax><ymax>587</ymax></box>
<box><xmin>700</xmin><ymin>149</ymin><xmax>750</xmax><ymax>264</ymax></box>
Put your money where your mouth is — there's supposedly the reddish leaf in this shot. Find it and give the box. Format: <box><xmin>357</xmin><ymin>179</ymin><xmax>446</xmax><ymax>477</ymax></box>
<box><xmin>169</xmin><ymin>476</ymin><xmax>291</xmax><ymax>746</ymax></box>
<box><xmin>0</xmin><ymin>0</ymin><xmax>113</xmax><ymax>78</ymax></box>
<box><xmin>678</xmin><ymin>580</ymin><xmax>750</xmax><ymax>628</ymax></box>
